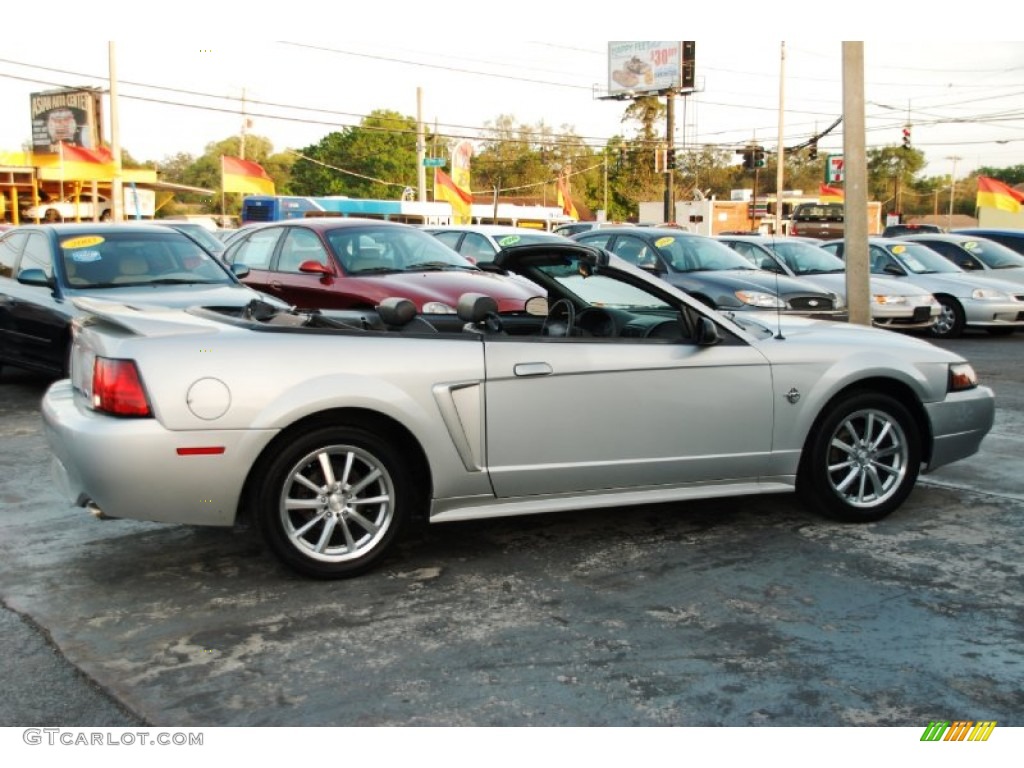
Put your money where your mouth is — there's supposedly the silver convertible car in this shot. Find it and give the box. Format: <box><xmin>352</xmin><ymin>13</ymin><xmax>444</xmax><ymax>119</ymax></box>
<box><xmin>42</xmin><ymin>242</ymin><xmax>995</xmax><ymax>579</ymax></box>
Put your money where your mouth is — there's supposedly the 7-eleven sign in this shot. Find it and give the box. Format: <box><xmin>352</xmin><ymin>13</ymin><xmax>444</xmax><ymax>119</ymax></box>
<box><xmin>826</xmin><ymin>154</ymin><xmax>844</xmax><ymax>183</ymax></box>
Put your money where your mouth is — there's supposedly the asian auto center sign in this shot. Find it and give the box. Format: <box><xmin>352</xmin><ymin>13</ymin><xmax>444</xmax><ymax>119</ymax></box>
<box><xmin>608</xmin><ymin>42</ymin><xmax>684</xmax><ymax>97</ymax></box>
<box><xmin>30</xmin><ymin>88</ymin><xmax>103</xmax><ymax>154</ymax></box>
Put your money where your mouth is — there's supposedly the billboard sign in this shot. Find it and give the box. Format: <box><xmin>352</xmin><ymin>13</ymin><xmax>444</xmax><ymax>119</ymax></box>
<box><xmin>30</xmin><ymin>88</ymin><xmax>102</xmax><ymax>154</ymax></box>
<box><xmin>608</xmin><ymin>42</ymin><xmax>686</xmax><ymax>97</ymax></box>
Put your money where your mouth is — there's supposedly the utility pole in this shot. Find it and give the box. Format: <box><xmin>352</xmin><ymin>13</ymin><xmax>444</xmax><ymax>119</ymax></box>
<box><xmin>239</xmin><ymin>88</ymin><xmax>247</xmax><ymax>160</ymax></box>
<box><xmin>946</xmin><ymin>155</ymin><xmax>961</xmax><ymax>229</ymax></box>
<box><xmin>842</xmin><ymin>42</ymin><xmax>871</xmax><ymax>327</ymax></box>
<box><xmin>416</xmin><ymin>87</ymin><xmax>426</xmax><ymax>202</ymax></box>
<box><xmin>108</xmin><ymin>42</ymin><xmax>123</xmax><ymax>223</ymax></box>
<box><xmin>664</xmin><ymin>90</ymin><xmax>675</xmax><ymax>223</ymax></box>
<box><xmin>775</xmin><ymin>42</ymin><xmax>786</xmax><ymax>235</ymax></box>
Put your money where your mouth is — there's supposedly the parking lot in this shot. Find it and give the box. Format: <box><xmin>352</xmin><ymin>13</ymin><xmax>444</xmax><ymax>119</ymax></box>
<box><xmin>1</xmin><ymin>332</ymin><xmax>1022</xmax><ymax>727</ymax></box>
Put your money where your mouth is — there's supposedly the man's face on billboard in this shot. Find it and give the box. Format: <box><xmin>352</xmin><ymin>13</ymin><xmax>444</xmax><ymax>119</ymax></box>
<box><xmin>47</xmin><ymin>109</ymin><xmax>77</xmax><ymax>142</ymax></box>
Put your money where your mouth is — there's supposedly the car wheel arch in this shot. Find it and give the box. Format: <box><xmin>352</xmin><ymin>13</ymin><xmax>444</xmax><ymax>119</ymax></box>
<box><xmin>799</xmin><ymin>378</ymin><xmax>932</xmax><ymax>474</ymax></box>
<box><xmin>237</xmin><ymin>407</ymin><xmax>432</xmax><ymax>527</ymax></box>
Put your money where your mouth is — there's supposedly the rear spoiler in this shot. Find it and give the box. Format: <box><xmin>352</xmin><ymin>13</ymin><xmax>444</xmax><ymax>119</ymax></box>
<box><xmin>71</xmin><ymin>297</ymin><xmax>226</xmax><ymax>338</ymax></box>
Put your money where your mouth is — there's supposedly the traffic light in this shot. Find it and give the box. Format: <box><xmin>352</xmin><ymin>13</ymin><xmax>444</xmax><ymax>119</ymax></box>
<box><xmin>666</xmin><ymin>147</ymin><xmax>677</xmax><ymax>170</ymax></box>
<box><xmin>902</xmin><ymin>125</ymin><xmax>911</xmax><ymax>150</ymax></box>
<box><xmin>681</xmin><ymin>41</ymin><xmax>696</xmax><ymax>90</ymax></box>
<box><xmin>808</xmin><ymin>140</ymin><xmax>818</xmax><ymax>161</ymax></box>
<box><xmin>741</xmin><ymin>150</ymin><xmax>753</xmax><ymax>170</ymax></box>
<box><xmin>753</xmin><ymin>147</ymin><xmax>766</xmax><ymax>168</ymax></box>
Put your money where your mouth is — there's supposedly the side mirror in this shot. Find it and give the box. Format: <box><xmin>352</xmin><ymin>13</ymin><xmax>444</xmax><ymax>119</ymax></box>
<box><xmin>230</xmin><ymin>263</ymin><xmax>251</xmax><ymax>279</ymax></box>
<box><xmin>695</xmin><ymin>316</ymin><xmax>721</xmax><ymax>347</ymax></box>
<box><xmin>299</xmin><ymin>260</ymin><xmax>333</xmax><ymax>276</ymax></box>
<box><xmin>17</xmin><ymin>268</ymin><xmax>52</xmax><ymax>288</ymax></box>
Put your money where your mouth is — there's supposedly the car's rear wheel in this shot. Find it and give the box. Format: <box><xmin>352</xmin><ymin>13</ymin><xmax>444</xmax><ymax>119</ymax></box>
<box><xmin>798</xmin><ymin>392</ymin><xmax>920</xmax><ymax>522</ymax></box>
<box><xmin>930</xmin><ymin>296</ymin><xmax>965</xmax><ymax>338</ymax></box>
<box><xmin>43</xmin><ymin>209</ymin><xmax>61</xmax><ymax>223</ymax></box>
<box><xmin>256</xmin><ymin>425</ymin><xmax>411</xmax><ymax>578</ymax></box>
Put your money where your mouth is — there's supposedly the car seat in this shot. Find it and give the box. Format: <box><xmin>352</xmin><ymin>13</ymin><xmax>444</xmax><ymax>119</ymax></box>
<box><xmin>113</xmin><ymin>249</ymin><xmax>150</xmax><ymax>283</ymax></box>
<box><xmin>457</xmin><ymin>293</ymin><xmax>505</xmax><ymax>335</ymax></box>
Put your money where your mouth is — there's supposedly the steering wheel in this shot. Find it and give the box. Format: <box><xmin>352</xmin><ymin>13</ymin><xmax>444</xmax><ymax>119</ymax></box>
<box><xmin>541</xmin><ymin>298</ymin><xmax>576</xmax><ymax>337</ymax></box>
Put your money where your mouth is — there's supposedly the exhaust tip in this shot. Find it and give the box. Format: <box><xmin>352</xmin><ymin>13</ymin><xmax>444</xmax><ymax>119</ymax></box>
<box><xmin>86</xmin><ymin>501</ymin><xmax>117</xmax><ymax>521</ymax></box>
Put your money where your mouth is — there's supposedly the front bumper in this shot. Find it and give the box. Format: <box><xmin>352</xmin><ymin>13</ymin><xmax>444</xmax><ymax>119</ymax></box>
<box><xmin>42</xmin><ymin>380</ymin><xmax>277</xmax><ymax>527</ymax></box>
<box><xmin>923</xmin><ymin>385</ymin><xmax>996</xmax><ymax>473</ymax></box>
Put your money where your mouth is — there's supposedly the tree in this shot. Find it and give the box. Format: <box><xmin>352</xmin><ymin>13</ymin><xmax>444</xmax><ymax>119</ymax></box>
<box><xmin>290</xmin><ymin>110</ymin><xmax>421</xmax><ymax>199</ymax></box>
<box><xmin>867</xmin><ymin>145</ymin><xmax>926</xmax><ymax>216</ymax></box>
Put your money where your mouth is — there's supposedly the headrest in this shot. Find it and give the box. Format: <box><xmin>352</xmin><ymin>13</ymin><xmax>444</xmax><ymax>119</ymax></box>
<box><xmin>457</xmin><ymin>293</ymin><xmax>499</xmax><ymax>323</ymax></box>
<box><xmin>377</xmin><ymin>296</ymin><xmax>417</xmax><ymax>326</ymax></box>
<box><xmin>119</xmin><ymin>255</ymin><xmax>148</xmax><ymax>276</ymax></box>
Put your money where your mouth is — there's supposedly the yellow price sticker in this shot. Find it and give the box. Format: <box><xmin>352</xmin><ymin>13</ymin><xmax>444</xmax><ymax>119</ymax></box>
<box><xmin>61</xmin><ymin>236</ymin><xmax>105</xmax><ymax>249</ymax></box>
<box><xmin>654</xmin><ymin>237</ymin><xmax>675</xmax><ymax>248</ymax></box>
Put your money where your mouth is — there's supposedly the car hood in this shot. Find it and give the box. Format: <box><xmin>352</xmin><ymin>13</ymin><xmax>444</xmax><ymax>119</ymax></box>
<box><xmin>735</xmin><ymin>312</ymin><xmax>962</xmax><ymax>361</ymax></box>
<box><xmin>670</xmin><ymin>269</ymin><xmax>834</xmax><ymax>298</ymax></box>
<box><xmin>795</xmin><ymin>272</ymin><xmax>933</xmax><ymax>298</ymax></box>
<box><xmin>895</xmin><ymin>271</ymin><xmax>1024</xmax><ymax>296</ymax></box>
<box><xmin>352</xmin><ymin>270</ymin><xmax>542</xmax><ymax>311</ymax></box>
<box><xmin>66</xmin><ymin>282</ymin><xmax>272</xmax><ymax>308</ymax></box>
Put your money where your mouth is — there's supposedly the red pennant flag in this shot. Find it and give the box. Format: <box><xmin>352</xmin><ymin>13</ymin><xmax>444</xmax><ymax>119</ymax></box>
<box><xmin>221</xmin><ymin>155</ymin><xmax>275</xmax><ymax>195</ymax></box>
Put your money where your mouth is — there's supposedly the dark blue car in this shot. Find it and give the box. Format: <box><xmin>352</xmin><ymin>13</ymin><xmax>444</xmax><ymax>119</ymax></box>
<box><xmin>0</xmin><ymin>222</ymin><xmax>275</xmax><ymax>378</ymax></box>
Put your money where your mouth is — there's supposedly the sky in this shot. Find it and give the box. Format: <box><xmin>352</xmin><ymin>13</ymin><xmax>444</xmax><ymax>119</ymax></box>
<box><xmin>2</xmin><ymin>9</ymin><xmax>1022</xmax><ymax>186</ymax></box>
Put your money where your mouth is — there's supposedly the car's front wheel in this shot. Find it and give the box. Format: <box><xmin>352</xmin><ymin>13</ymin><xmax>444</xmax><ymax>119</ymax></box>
<box><xmin>798</xmin><ymin>392</ymin><xmax>921</xmax><ymax>522</ymax></box>
<box><xmin>256</xmin><ymin>425</ymin><xmax>412</xmax><ymax>578</ymax></box>
<box><xmin>930</xmin><ymin>296</ymin><xmax>966</xmax><ymax>338</ymax></box>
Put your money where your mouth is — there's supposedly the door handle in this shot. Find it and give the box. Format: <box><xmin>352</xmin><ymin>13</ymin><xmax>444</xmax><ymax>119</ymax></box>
<box><xmin>514</xmin><ymin>362</ymin><xmax>553</xmax><ymax>377</ymax></box>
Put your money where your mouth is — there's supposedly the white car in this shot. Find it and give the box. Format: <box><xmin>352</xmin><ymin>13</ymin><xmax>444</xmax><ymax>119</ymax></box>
<box><xmin>717</xmin><ymin>235</ymin><xmax>940</xmax><ymax>331</ymax></box>
<box><xmin>24</xmin><ymin>193</ymin><xmax>111</xmax><ymax>223</ymax></box>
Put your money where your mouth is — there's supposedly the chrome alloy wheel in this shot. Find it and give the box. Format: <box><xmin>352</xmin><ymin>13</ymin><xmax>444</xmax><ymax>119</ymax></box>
<box><xmin>278</xmin><ymin>444</ymin><xmax>395</xmax><ymax>563</ymax></box>
<box><xmin>825</xmin><ymin>408</ymin><xmax>910</xmax><ymax>508</ymax></box>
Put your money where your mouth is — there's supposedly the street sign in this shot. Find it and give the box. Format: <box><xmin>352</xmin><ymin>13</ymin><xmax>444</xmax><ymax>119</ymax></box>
<box><xmin>826</xmin><ymin>154</ymin><xmax>844</xmax><ymax>183</ymax></box>
<box><xmin>422</xmin><ymin>157</ymin><xmax>445</xmax><ymax>167</ymax></box>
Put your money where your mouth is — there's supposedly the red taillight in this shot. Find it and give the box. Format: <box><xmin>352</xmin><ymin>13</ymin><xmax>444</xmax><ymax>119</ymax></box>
<box><xmin>92</xmin><ymin>358</ymin><xmax>152</xmax><ymax>417</ymax></box>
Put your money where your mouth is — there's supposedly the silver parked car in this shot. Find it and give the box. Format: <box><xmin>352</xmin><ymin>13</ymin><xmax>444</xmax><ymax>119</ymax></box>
<box><xmin>821</xmin><ymin>238</ymin><xmax>1024</xmax><ymax>338</ymax></box>
<box><xmin>717</xmin><ymin>234</ymin><xmax>940</xmax><ymax>331</ymax></box>
<box><xmin>424</xmin><ymin>224</ymin><xmax>568</xmax><ymax>266</ymax></box>
<box><xmin>43</xmin><ymin>241</ymin><xmax>994</xmax><ymax>579</ymax></box>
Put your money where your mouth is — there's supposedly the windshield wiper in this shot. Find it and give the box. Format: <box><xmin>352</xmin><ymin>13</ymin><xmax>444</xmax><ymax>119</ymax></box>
<box><xmin>406</xmin><ymin>261</ymin><xmax>469</xmax><ymax>272</ymax></box>
<box><xmin>352</xmin><ymin>267</ymin><xmax>398</xmax><ymax>275</ymax></box>
<box><xmin>146</xmin><ymin>278</ymin><xmax>223</xmax><ymax>285</ymax></box>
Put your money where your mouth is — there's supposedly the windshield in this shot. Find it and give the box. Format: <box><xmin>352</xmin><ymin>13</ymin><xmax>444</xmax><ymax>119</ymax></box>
<box><xmin>955</xmin><ymin>239</ymin><xmax>1024</xmax><ymax>269</ymax></box>
<box><xmin>764</xmin><ymin>240</ymin><xmax>845</xmax><ymax>274</ymax></box>
<box><xmin>166</xmin><ymin>223</ymin><xmax>226</xmax><ymax>253</ymax></box>
<box><xmin>888</xmin><ymin>243</ymin><xmax>963</xmax><ymax>274</ymax></box>
<box><xmin>326</xmin><ymin>225</ymin><xmax>478</xmax><ymax>274</ymax></box>
<box><xmin>535</xmin><ymin>257</ymin><xmax>671</xmax><ymax>310</ymax></box>
<box><xmin>654</xmin><ymin>235</ymin><xmax>759</xmax><ymax>272</ymax></box>
<box><xmin>60</xmin><ymin>230</ymin><xmax>234</xmax><ymax>288</ymax></box>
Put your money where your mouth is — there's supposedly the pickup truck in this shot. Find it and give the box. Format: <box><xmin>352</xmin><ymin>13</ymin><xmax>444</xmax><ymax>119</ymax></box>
<box><xmin>790</xmin><ymin>202</ymin><xmax>844</xmax><ymax>240</ymax></box>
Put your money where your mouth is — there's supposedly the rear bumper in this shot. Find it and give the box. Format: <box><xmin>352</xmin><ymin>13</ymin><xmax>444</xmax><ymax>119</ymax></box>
<box><xmin>42</xmin><ymin>379</ymin><xmax>277</xmax><ymax>526</ymax></box>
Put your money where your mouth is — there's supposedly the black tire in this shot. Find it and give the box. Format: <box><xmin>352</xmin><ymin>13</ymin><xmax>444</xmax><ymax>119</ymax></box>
<box><xmin>256</xmin><ymin>425</ymin><xmax>413</xmax><ymax>578</ymax></box>
<box><xmin>43</xmin><ymin>209</ymin><xmax>61</xmax><ymax>223</ymax></box>
<box><xmin>930</xmin><ymin>296</ymin><xmax>966</xmax><ymax>339</ymax></box>
<box><xmin>100</xmin><ymin>210</ymin><xmax>112</xmax><ymax>221</ymax></box>
<box><xmin>797</xmin><ymin>392</ymin><xmax>921</xmax><ymax>523</ymax></box>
